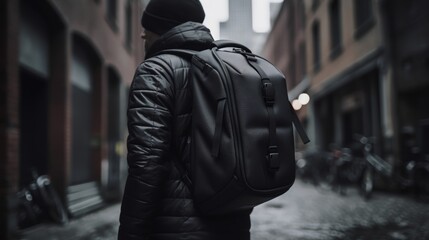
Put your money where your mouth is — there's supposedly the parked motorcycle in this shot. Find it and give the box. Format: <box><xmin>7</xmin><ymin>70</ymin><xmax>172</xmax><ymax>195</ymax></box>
<box><xmin>351</xmin><ymin>135</ymin><xmax>428</xmax><ymax>200</ymax></box>
<box><xmin>17</xmin><ymin>171</ymin><xmax>69</xmax><ymax>229</ymax></box>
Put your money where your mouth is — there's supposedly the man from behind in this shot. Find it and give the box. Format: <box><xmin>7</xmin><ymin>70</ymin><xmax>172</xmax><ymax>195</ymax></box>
<box><xmin>118</xmin><ymin>0</ymin><xmax>252</xmax><ymax>239</ymax></box>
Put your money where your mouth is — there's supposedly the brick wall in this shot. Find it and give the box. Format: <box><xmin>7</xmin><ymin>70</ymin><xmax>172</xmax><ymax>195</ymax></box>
<box><xmin>1</xmin><ymin>0</ymin><xmax>145</xmax><ymax>237</ymax></box>
<box><xmin>0</xmin><ymin>0</ymin><xmax>20</xmax><ymax>238</ymax></box>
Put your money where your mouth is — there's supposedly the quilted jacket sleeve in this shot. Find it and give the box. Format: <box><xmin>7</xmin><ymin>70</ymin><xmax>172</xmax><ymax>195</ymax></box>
<box><xmin>118</xmin><ymin>58</ymin><xmax>174</xmax><ymax>239</ymax></box>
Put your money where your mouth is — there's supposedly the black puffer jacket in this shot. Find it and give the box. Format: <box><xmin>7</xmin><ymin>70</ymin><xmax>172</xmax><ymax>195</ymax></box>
<box><xmin>118</xmin><ymin>22</ymin><xmax>252</xmax><ymax>240</ymax></box>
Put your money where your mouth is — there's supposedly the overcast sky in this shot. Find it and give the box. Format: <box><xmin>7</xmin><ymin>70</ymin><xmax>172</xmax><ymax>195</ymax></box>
<box><xmin>200</xmin><ymin>0</ymin><xmax>284</xmax><ymax>39</ymax></box>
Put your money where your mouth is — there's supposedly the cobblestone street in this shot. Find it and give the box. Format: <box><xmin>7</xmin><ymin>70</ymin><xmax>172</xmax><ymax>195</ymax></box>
<box><xmin>18</xmin><ymin>180</ymin><xmax>429</xmax><ymax>240</ymax></box>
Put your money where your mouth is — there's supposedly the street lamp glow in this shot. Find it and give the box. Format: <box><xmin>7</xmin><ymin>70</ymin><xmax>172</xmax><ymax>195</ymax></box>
<box><xmin>298</xmin><ymin>93</ymin><xmax>310</xmax><ymax>105</ymax></box>
<box><xmin>292</xmin><ymin>99</ymin><xmax>302</xmax><ymax>110</ymax></box>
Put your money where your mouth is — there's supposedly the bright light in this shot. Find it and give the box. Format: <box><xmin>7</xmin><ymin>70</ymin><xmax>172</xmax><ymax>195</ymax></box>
<box><xmin>200</xmin><ymin>0</ymin><xmax>229</xmax><ymax>39</ymax></box>
<box><xmin>200</xmin><ymin>0</ymin><xmax>284</xmax><ymax>37</ymax></box>
<box><xmin>252</xmin><ymin>0</ymin><xmax>270</xmax><ymax>33</ymax></box>
<box><xmin>252</xmin><ymin>0</ymin><xmax>284</xmax><ymax>33</ymax></box>
<box><xmin>292</xmin><ymin>99</ymin><xmax>302</xmax><ymax>110</ymax></box>
<box><xmin>298</xmin><ymin>93</ymin><xmax>310</xmax><ymax>105</ymax></box>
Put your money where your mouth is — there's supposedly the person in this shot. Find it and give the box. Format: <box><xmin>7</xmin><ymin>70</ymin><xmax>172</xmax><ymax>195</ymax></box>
<box><xmin>118</xmin><ymin>0</ymin><xmax>252</xmax><ymax>239</ymax></box>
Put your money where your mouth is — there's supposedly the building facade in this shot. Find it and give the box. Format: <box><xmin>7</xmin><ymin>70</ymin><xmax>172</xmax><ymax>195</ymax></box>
<box><xmin>305</xmin><ymin>0</ymin><xmax>388</xmax><ymax>156</ymax></box>
<box><xmin>383</xmin><ymin>0</ymin><xmax>429</xmax><ymax>164</ymax></box>
<box><xmin>262</xmin><ymin>0</ymin><xmax>429</xmax><ymax>177</ymax></box>
<box><xmin>220</xmin><ymin>0</ymin><xmax>282</xmax><ymax>54</ymax></box>
<box><xmin>0</xmin><ymin>0</ymin><xmax>145</xmax><ymax>238</ymax></box>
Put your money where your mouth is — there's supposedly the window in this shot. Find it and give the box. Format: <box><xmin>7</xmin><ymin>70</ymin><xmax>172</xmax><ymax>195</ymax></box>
<box><xmin>329</xmin><ymin>0</ymin><xmax>342</xmax><ymax>59</ymax></box>
<box><xmin>106</xmin><ymin>0</ymin><xmax>118</xmax><ymax>31</ymax></box>
<box><xmin>312</xmin><ymin>21</ymin><xmax>321</xmax><ymax>72</ymax></box>
<box><xmin>71</xmin><ymin>40</ymin><xmax>95</xmax><ymax>185</ymax></box>
<box><xmin>125</xmin><ymin>0</ymin><xmax>133</xmax><ymax>49</ymax></box>
<box><xmin>354</xmin><ymin>0</ymin><xmax>374</xmax><ymax>39</ymax></box>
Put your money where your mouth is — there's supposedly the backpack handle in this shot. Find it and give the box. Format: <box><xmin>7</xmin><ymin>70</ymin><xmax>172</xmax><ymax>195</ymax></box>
<box><xmin>212</xmin><ymin>40</ymin><xmax>252</xmax><ymax>53</ymax></box>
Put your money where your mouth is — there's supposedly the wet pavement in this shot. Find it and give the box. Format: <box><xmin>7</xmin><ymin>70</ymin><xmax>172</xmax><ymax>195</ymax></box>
<box><xmin>251</xmin><ymin>180</ymin><xmax>429</xmax><ymax>240</ymax></box>
<box><xmin>17</xmin><ymin>180</ymin><xmax>429</xmax><ymax>240</ymax></box>
<box><xmin>17</xmin><ymin>202</ymin><xmax>120</xmax><ymax>240</ymax></box>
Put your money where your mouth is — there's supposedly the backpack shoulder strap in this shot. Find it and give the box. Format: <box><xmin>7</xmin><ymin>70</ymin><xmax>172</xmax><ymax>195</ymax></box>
<box><xmin>288</xmin><ymin>101</ymin><xmax>310</xmax><ymax>144</ymax></box>
<box><xmin>157</xmin><ymin>49</ymin><xmax>197</xmax><ymax>60</ymax></box>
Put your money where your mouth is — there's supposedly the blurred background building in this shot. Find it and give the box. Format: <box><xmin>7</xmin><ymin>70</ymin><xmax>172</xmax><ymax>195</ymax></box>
<box><xmin>262</xmin><ymin>0</ymin><xmax>429</xmax><ymax>182</ymax></box>
<box><xmin>219</xmin><ymin>0</ymin><xmax>283</xmax><ymax>53</ymax></box>
<box><xmin>1</xmin><ymin>0</ymin><xmax>145</xmax><ymax>238</ymax></box>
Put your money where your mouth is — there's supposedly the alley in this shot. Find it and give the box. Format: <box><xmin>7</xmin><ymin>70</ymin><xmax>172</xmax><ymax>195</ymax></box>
<box><xmin>18</xmin><ymin>180</ymin><xmax>429</xmax><ymax>240</ymax></box>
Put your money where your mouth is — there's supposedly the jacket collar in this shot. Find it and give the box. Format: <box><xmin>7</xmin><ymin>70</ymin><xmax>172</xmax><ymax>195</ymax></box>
<box><xmin>145</xmin><ymin>22</ymin><xmax>214</xmax><ymax>59</ymax></box>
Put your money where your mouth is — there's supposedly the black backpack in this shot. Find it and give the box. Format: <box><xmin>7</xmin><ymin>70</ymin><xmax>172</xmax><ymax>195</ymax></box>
<box><xmin>163</xmin><ymin>40</ymin><xmax>309</xmax><ymax>215</ymax></box>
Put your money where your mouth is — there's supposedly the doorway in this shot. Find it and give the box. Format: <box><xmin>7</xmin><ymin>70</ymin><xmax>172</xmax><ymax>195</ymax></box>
<box><xmin>70</xmin><ymin>42</ymin><xmax>94</xmax><ymax>185</ymax></box>
<box><xmin>19</xmin><ymin>69</ymin><xmax>49</xmax><ymax>186</ymax></box>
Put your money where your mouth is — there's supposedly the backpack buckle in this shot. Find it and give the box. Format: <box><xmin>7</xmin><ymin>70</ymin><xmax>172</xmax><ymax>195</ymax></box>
<box><xmin>267</xmin><ymin>146</ymin><xmax>280</xmax><ymax>171</ymax></box>
<box><xmin>262</xmin><ymin>80</ymin><xmax>275</xmax><ymax>105</ymax></box>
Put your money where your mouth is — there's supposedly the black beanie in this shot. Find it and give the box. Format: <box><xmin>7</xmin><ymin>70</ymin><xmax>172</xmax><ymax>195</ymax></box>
<box><xmin>141</xmin><ymin>0</ymin><xmax>206</xmax><ymax>35</ymax></box>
